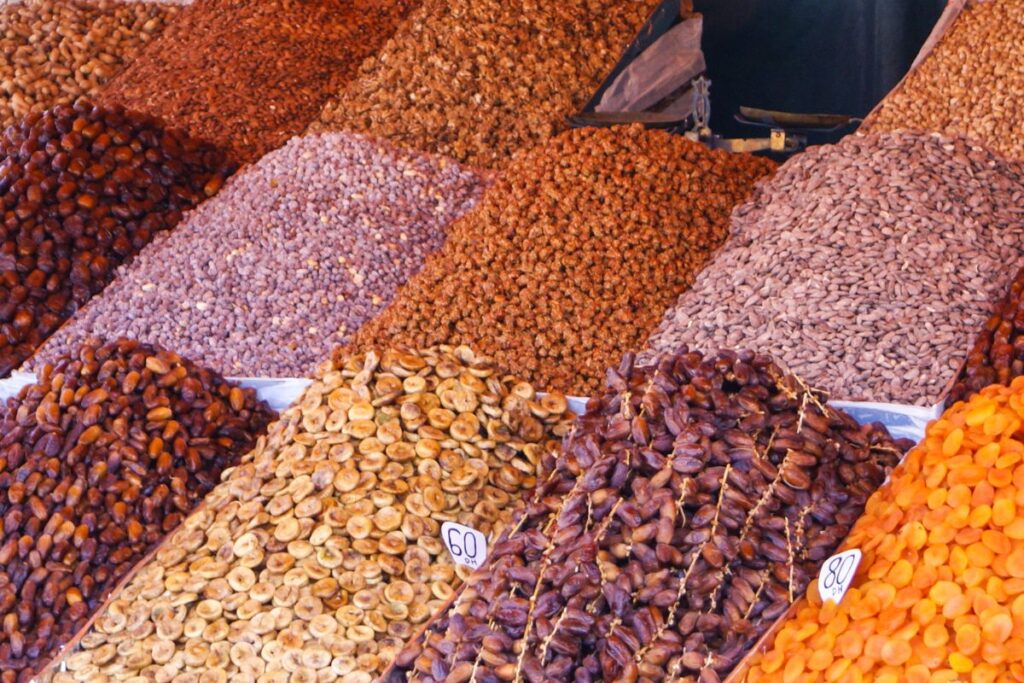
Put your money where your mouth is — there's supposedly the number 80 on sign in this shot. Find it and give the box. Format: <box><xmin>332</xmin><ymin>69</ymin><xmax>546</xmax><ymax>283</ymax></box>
<box><xmin>818</xmin><ymin>549</ymin><xmax>862</xmax><ymax>605</ymax></box>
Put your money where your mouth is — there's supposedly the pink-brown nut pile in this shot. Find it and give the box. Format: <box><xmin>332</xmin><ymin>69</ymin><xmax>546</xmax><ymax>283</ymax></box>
<box><xmin>26</xmin><ymin>132</ymin><xmax>486</xmax><ymax>377</ymax></box>
<box><xmin>348</xmin><ymin>124</ymin><xmax>776</xmax><ymax>395</ymax></box>
<box><xmin>0</xmin><ymin>100</ymin><xmax>235</xmax><ymax>378</ymax></box>
<box><xmin>864</xmin><ymin>0</ymin><xmax>1024</xmax><ymax>161</ymax></box>
<box><xmin>0</xmin><ymin>0</ymin><xmax>179</xmax><ymax>129</ymax></box>
<box><xmin>312</xmin><ymin>0</ymin><xmax>659</xmax><ymax>170</ymax></box>
<box><xmin>98</xmin><ymin>0</ymin><xmax>421</xmax><ymax>164</ymax></box>
<box><xmin>391</xmin><ymin>347</ymin><xmax>908</xmax><ymax>683</ymax></box>
<box><xmin>644</xmin><ymin>130</ymin><xmax>1024</xmax><ymax>406</ymax></box>
<box><xmin>45</xmin><ymin>345</ymin><xmax>573</xmax><ymax>683</ymax></box>
<box><xmin>0</xmin><ymin>337</ymin><xmax>275</xmax><ymax>683</ymax></box>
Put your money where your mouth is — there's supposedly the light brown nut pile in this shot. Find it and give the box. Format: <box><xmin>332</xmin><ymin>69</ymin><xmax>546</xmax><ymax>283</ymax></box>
<box><xmin>0</xmin><ymin>0</ymin><xmax>178</xmax><ymax>129</ymax></box>
<box><xmin>644</xmin><ymin>130</ymin><xmax>1024</xmax><ymax>406</ymax></box>
<box><xmin>0</xmin><ymin>100</ymin><xmax>236</xmax><ymax>377</ymax></box>
<box><xmin>46</xmin><ymin>346</ymin><xmax>573</xmax><ymax>683</ymax></box>
<box><xmin>25</xmin><ymin>132</ymin><xmax>486</xmax><ymax>377</ymax></box>
<box><xmin>864</xmin><ymin>0</ymin><xmax>1024</xmax><ymax>161</ymax></box>
<box><xmin>312</xmin><ymin>0</ymin><xmax>659</xmax><ymax>170</ymax></box>
<box><xmin>97</xmin><ymin>0</ymin><xmax>420</xmax><ymax>164</ymax></box>
<box><xmin>0</xmin><ymin>337</ymin><xmax>275</xmax><ymax>683</ymax></box>
<box><xmin>347</xmin><ymin>124</ymin><xmax>775</xmax><ymax>396</ymax></box>
<box><xmin>390</xmin><ymin>348</ymin><xmax>908</xmax><ymax>683</ymax></box>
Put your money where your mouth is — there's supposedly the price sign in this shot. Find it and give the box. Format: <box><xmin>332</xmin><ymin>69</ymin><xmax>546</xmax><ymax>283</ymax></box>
<box><xmin>818</xmin><ymin>549</ymin><xmax>862</xmax><ymax>605</ymax></box>
<box><xmin>441</xmin><ymin>522</ymin><xmax>488</xmax><ymax>570</ymax></box>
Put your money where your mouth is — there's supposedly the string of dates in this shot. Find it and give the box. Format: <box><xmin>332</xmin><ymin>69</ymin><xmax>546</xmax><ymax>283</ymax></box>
<box><xmin>393</xmin><ymin>347</ymin><xmax>909</xmax><ymax>683</ymax></box>
<box><xmin>45</xmin><ymin>345</ymin><xmax>573</xmax><ymax>683</ymax></box>
<box><xmin>0</xmin><ymin>338</ymin><xmax>275</xmax><ymax>682</ymax></box>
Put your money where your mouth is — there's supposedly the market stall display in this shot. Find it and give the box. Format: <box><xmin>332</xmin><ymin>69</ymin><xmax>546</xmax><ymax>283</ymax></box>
<box><xmin>97</xmin><ymin>0</ymin><xmax>420</xmax><ymax>164</ymax></box>
<box><xmin>392</xmin><ymin>346</ymin><xmax>908</xmax><ymax>683</ymax></box>
<box><xmin>312</xmin><ymin>0</ymin><xmax>660</xmax><ymax>170</ymax></box>
<box><xmin>0</xmin><ymin>0</ymin><xmax>178</xmax><ymax>129</ymax></box>
<box><xmin>948</xmin><ymin>265</ymin><xmax>1024</xmax><ymax>407</ymax></box>
<box><xmin>0</xmin><ymin>100</ymin><xmax>235</xmax><ymax>378</ymax></box>
<box><xmin>739</xmin><ymin>375</ymin><xmax>1024</xmax><ymax>682</ymax></box>
<box><xmin>26</xmin><ymin>132</ymin><xmax>486</xmax><ymax>377</ymax></box>
<box><xmin>644</xmin><ymin>130</ymin><xmax>1024</xmax><ymax>407</ymax></box>
<box><xmin>348</xmin><ymin>124</ymin><xmax>776</xmax><ymax>396</ymax></box>
<box><xmin>45</xmin><ymin>345</ymin><xmax>573</xmax><ymax>682</ymax></box>
<box><xmin>864</xmin><ymin>0</ymin><xmax>1024</xmax><ymax>162</ymax></box>
<box><xmin>0</xmin><ymin>337</ymin><xmax>275</xmax><ymax>682</ymax></box>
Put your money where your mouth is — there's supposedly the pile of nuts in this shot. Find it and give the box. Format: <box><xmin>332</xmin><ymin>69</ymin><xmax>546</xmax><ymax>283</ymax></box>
<box><xmin>741</xmin><ymin>376</ymin><xmax>1024</xmax><ymax>683</ymax></box>
<box><xmin>348</xmin><ymin>125</ymin><xmax>775</xmax><ymax>395</ymax></box>
<box><xmin>0</xmin><ymin>100</ymin><xmax>235</xmax><ymax>377</ymax></box>
<box><xmin>0</xmin><ymin>0</ymin><xmax>178</xmax><ymax>129</ymax></box>
<box><xmin>948</xmin><ymin>265</ymin><xmax>1024</xmax><ymax>407</ymax></box>
<box><xmin>98</xmin><ymin>0</ymin><xmax>420</xmax><ymax>164</ymax></box>
<box><xmin>47</xmin><ymin>345</ymin><xmax>573</xmax><ymax>682</ymax></box>
<box><xmin>313</xmin><ymin>0</ymin><xmax>659</xmax><ymax>170</ymax></box>
<box><xmin>0</xmin><ymin>337</ymin><xmax>274</xmax><ymax>682</ymax></box>
<box><xmin>28</xmin><ymin>132</ymin><xmax>486</xmax><ymax>377</ymax></box>
<box><xmin>865</xmin><ymin>0</ymin><xmax>1024</xmax><ymax>161</ymax></box>
<box><xmin>394</xmin><ymin>347</ymin><xmax>907</xmax><ymax>683</ymax></box>
<box><xmin>644</xmin><ymin>130</ymin><xmax>1024</xmax><ymax>406</ymax></box>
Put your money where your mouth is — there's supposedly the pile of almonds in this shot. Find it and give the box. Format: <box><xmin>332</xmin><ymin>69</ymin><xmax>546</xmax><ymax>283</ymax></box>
<box><xmin>98</xmin><ymin>0</ymin><xmax>420</xmax><ymax>163</ymax></box>
<box><xmin>0</xmin><ymin>0</ymin><xmax>178</xmax><ymax>129</ymax></box>
<box><xmin>0</xmin><ymin>337</ymin><xmax>274</xmax><ymax>682</ymax></box>
<box><xmin>864</xmin><ymin>0</ymin><xmax>1024</xmax><ymax>161</ymax></box>
<box><xmin>741</xmin><ymin>376</ymin><xmax>1024</xmax><ymax>683</ymax></box>
<box><xmin>948</xmin><ymin>264</ymin><xmax>1024</xmax><ymax>407</ymax></box>
<box><xmin>46</xmin><ymin>345</ymin><xmax>573</xmax><ymax>682</ymax></box>
<box><xmin>644</xmin><ymin>130</ymin><xmax>1024</xmax><ymax>406</ymax></box>
<box><xmin>393</xmin><ymin>347</ymin><xmax>907</xmax><ymax>683</ymax></box>
<box><xmin>312</xmin><ymin>0</ymin><xmax>659</xmax><ymax>170</ymax></box>
<box><xmin>0</xmin><ymin>100</ymin><xmax>235</xmax><ymax>377</ymax></box>
<box><xmin>348</xmin><ymin>124</ymin><xmax>775</xmax><ymax>395</ymax></box>
<box><xmin>27</xmin><ymin>132</ymin><xmax>486</xmax><ymax>377</ymax></box>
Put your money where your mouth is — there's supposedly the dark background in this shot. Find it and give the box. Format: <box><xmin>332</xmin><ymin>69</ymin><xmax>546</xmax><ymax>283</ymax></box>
<box><xmin>693</xmin><ymin>0</ymin><xmax>947</xmax><ymax>137</ymax></box>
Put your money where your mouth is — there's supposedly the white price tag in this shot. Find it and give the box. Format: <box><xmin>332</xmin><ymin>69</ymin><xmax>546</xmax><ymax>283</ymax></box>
<box><xmin>441</xmin><ymin>522</ymin><xmax>487</xmax><ymax>570</ymax></box>
<box><xmin>818</xmin><ymin>549</ymin><xmax>862</xmax><ymax>605</ymax></box>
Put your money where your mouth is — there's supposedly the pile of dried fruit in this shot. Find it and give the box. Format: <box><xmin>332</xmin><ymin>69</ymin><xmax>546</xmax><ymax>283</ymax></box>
<box><xmin>0</xmin><ymin>0</ymin><xmax>178</xmax><ymax>129</ymax></box>
<box><xmin>645</xmin><ymin>130</ymin><xmax>1024</xmax><ymax>406</ymax></box>
<box><xmin>28</xmin><ymin>132</ymin><xmax>486</xmax><ymax>377</ymax></box>
<box><xmin>393</xmin><ymin>347</ymin><xmax>908</xmax><ymax>683</ymax></box>
<box><xmin>98</xmin><ymin>0</ymin><xmax>420</xmax><ymax>164</ymax></box>
<box><xmin>348</xmin><ymin>125</ymin><xmax>775</xmax><ymax>395</ymax></box>
<box><xmin>0</xmin><ymin>337</ymin><xmax>274</xmax><ymax>682</ymax></box>
<box><xmin>948</xmin><ymin>265</ymin><xmax>1024</xmax><ymax>407</ymax></box>
<box><xmin>47</xmin><ymin>345</ymin><xmax>573</xmax><ymax>682</ymax></box>
<box><xmin>313</xmin><ymin>0</ymin><xmax>658</xmax><ymax>170</ymax></box>
<box><xmin>0</xmin><ymin>100</ymin><xmax>234</xmax><ymax>377</ymax></box>
<box><xmin>865</xmin><ymin>0</ymin><xmax>1024</xmax><ymax>161</ymax></box>
<box><xmin>741</xmin><ymin>376</ymin><xmax>1024</xmax><ymax>683</ymax></box>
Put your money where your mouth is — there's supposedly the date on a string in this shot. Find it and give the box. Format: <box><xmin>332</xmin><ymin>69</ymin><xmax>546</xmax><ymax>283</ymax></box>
<box><xmin>441</xmin><ymin>522</ymin><xmax>488</xmax><ymax>570</ymax></box>
<box><xmin>818</xmin><ymin>548</ymin><xmax>862</xmax><ymax>606</ymax></box>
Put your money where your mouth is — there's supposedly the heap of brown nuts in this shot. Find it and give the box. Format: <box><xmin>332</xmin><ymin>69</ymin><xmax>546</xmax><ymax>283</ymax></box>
<box><xmin>313</xmin><ymin>0</ymin><xmax>660</xmax><ymax>170</ymax></box>
<box><xmin>0</xmin><ymin>0</ymin><xmax>179</xmax><ymax>129</ymax></box>
<box><xmin>947</xmin><ymin>264</ymin><xmax>1024</xmax><ymax>406</ymax></box>
<box><xmin>0</xmin><ymin>337</ymin><xmax>275</xmax><ymax>682</ymax></box>
<box><xmin>98</xmin><ymin>0</ymin><xmax>421</xmax><ymax>163</ymax></box>
<box><xmin>47</xmin><ymin>345</ymin><xmax>573</xmax><ymax>682</ymax></box>
<box><xmin>393</xmin><ymin>347</ymin><xmax>909</xmax><ymax>683</ymax></box>
<box><xmin>347</xmin><ymin>124</ymin><xmax>776</xmax><ymax>396</ymax></box>
<box><xmin>0</xmin><ymin>99</ymin><xmax>236</xmax><ymax>377</ymax></box>
<box><xmin>864</xmin><ymin>0</ymin><xmax>1024</xmax><ymax>161</ymax></box>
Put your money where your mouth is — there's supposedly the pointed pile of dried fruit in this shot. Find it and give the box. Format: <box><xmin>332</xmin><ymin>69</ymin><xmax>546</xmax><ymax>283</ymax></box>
<box><xmin>393</xmin><ymin>347</ymin><xmax>907</xmax><ymax>683</ymax></box>
<box><xmin>0</xmin><ymin>337</ymin><xmax>274</xmax><ymax>682</ymax></box>
<box><xmin>741</xmin><ymin>376</ymin><xmax>1024</xmax><ymax>683</ymax></box>
<box><xmin>46</xmin><ymin>345</ymin><xmax>573</xmax><ymax>682</ymax></box>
